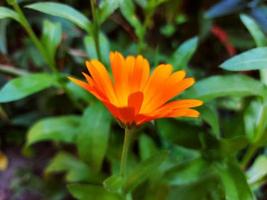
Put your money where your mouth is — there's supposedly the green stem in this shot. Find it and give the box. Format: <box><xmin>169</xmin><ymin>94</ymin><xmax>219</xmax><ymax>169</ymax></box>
<box><xmin>12</xmin><ymin>2</ymin><xmax>57</xmax><ymax>73</ymax></box>
<box><xmin>241</xmin><ymin>145</ymin><xmax>257</xmax><ymax>170</ymax></box>
<box><xmin>120</xmin><ymin>127</ymin><xmax>134</xmax><ymax>177</ymax></box>
<box><xmin>0</xmin><ymin>64</ymin><xmax>28</xmax><ymax>76</ymax></box>
<box><xmin>89</xmin><ymin>0</ymin><xmax>102</xmax><ymax>61</ymax></box>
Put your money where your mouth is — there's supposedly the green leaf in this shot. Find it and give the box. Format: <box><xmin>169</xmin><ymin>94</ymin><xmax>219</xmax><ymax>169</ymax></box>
<box><xmin>119</xmin><ymin>0</ymin><xmax>145</xmax><ymax>40</ymax></box>
<box><xmin>45</xmin><ymin>152</ymin><xmax>91</xmax><ymax>182</ymax></box>
<box><xmin>164</xmin><ymin>158</ymin><xmax>212</xmax><ymax>186</ymax></box>
<box><xmin>26</xmin><ymin>2</ymin><xmax>91</xmax><ymax>32</ymax></box>
<box><xmin>240</xmin><ymin>14</ymin><xmax>267</xmax><ymax>47</ymax></box>
<box><xmin>199</xmin><ymin>104</ymin><xmax>220</xmax><ymax>137</ymax></box>
<box><xmin>103</xmin><ymin>175</ymin><xmax>124</xmax><ymax>194</ymax></box>
<box><xmin>138</xmin><ymin>134</ymin><xmax>157</xmax><ymax>161</ymax></box>
<box><xmin>0</xmin><ymin>20</ymin><xmax>8</xmax><ymax>54</ymax></box>
<box><xmin>124</xmin><ymin>151</ymin><xmax>168</xmax><ymax>192</ymax></box>
<box><xmin>215</xmin><ymin>162</ymin><xmax>254</xmax><ymax>200</ymax></box>
<box><xmin>77</xmin><ymin>103</ymin><xmax>111</xmax><ymax>172</ymax></box>
<box><xmin>26</xmin><ymin>116</ymin><xmax>80</xmax><ymax>146</ymax></box>
<box><xmin>98</xmin><ymin>0</ymin><xmax>121</xmax><ymax>25</ymax></box>
<box><xmin>0</xmin><ymin>7</ymin><xmax>19</xmax><ymax>21</ymax></box>
<box><xmin>244</xmin><ymin>100</ymin><xmax>262</xmax><ymax>143</ymax></box>
<box><xmin>41</xmin><ymin>20</ymin><xmax>62</xmax><ymax>61</ymax></box>
<box><xmin>68</xmin><ymin>184</ymin><xmax>122</xmax><ymax>200</ymax></box>
<box><xmin>84</xmin><ymin>32</ymin><xmax>110</xmax><ymax>66</ymax></box>
<box><xmin>247</xmin><ymin>155</ymin><xmax>267</xmax><ymax>185</ymax></box>
<box><xmin>183</xmin><ymin>75</ymin><xmax>264</xmax><ymax>101</ymax></box>
<box><xmin>220</xmin><ymin>47</ymin><xmax>267</xmax><ymax>71</ymax></box>
<box><xmin>0</xmin><ymin>73</ymin><xmax>56</xmax><ymax>103</ymax></box>
<box><xmin>172</xmin><ymin>37</ymin><xmax>198</xmax><ymax>70</ymax></box>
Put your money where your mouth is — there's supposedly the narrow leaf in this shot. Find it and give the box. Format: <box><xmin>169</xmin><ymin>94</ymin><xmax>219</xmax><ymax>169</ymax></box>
<box><xmin>77</xmin><ymin>103</ymin><xmax>111</xmax><ymax>172</ymax></box>
<box><xmin>26</xmin><ymin>116</ymin><xmax>80</xmax><ymax>146</ymax></box>
<box><xmin>0</xmin><ymin>7</ymin><xmax>20</xmax><ymax>21</ymax></box>
<box><xmin>172</xmin><ymin>37</ymin><xmax>198</xmax><ymax>70</ymax></box>
<box><xmin>124</xmin><ymin>151</ymin><xmax>168</xmax><ymax>192</ymax></box>
<box><xmin>183</xmin><ymin>75</ymin><xmax>264</xmax><ymax>101</ymax></box>
<box><xmin>240</xmin><ymin>14</ymin><xmax>267</xmax><ymax>47</ymax></box>
<box><xmin>220</xmin><ymin>47</ymin><xmax>267</xmax><ymax>71</ymax></box>
<box><xmin>45</xmin><ymin>152</ymin><xmax>91</xmax><ymax>182</ymax></box>
<box><xmin>0</xmin><ymin>73</ymin><xmax>56</xmax><ymax>103</ymax></box>
<box><xmin>26</xmin><ymin>2</ymin><xmax>91</xmax><ymax>32</ymax></box>
<box><xmin>68</xmin><ymin>184</ymin><xmax>121</xmax><ymax>200</ymax></box>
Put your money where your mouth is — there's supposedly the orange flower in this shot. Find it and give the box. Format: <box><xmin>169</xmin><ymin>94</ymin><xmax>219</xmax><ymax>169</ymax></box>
<box><xmin>69</xmin><ymin>52</ymin><xmax>203</xmax><ymax>127</ymax></box>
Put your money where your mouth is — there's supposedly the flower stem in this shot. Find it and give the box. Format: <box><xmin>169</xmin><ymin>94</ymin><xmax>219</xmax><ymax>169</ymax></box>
<box><xmin>89</xmin><ymin>0</ymin><xmax>102</xmax><ymax>61</ymax></box>
<box><xmin>241</xmin><ymin>145</ymin><xmax>257</xmax><ymax>170</ymax></box>
<box><xmin>120</xmin><ymin>127</ymin><xmax>134</xmax><ymax>177</ymax></box>
<box><xmin>12</xmin><ymin>2</ymin><xmax>57</xmax><ymax>73</ymax></box>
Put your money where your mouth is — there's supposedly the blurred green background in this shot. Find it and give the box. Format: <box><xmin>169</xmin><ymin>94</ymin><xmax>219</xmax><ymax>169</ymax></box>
<box><xmin>1</xmin><ymin>0</ymin><xmax>267</xmax><ymax>199</ymax></box>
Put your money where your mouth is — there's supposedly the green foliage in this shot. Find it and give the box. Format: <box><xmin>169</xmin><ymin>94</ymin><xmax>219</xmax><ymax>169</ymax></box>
<box><xmin>26</xmin><ymin>2</ymin><xmax>91</xmax><ymax>32</ymax></box>
<box><xmin>171</xmin><ymin>37</ymin><xmax>199</xmax><ymax>70</ymax></box>
<box><xmin>68</xmin><ymin>184</ymin><xmax>122</xmax><ymax>200</ymax></box>
<box><xmin>2</xmin><ymin>0</ymin><xmax>267</xmax><ymax>199</ymax></box>
<box><xmin>220</xmin><ymin>47</ymin><xmax>267</xmax><ymax>71</ymax></box>
<box><xmin>184</xmin><ymin>75</ymin><xmax>265</xmax><ymax>101</ymax></box>
<box><xmin>26</xmin><ymin>116</ymin><xmax>80</xmax><ymax>146</ymax></box>
<box><xmin>0</xmin><ymin>73</ymin><xmax>57</xmax><ymax>103</ymax></box>
<box><xmin>0</xmin><ymin>7</ymin><xmax>20</xmax><ymax>21</ymax></box>
<box><xmin>77</xmin><ymin>103</ymin><xmax>111</xmax><ymax>172</ymax></box>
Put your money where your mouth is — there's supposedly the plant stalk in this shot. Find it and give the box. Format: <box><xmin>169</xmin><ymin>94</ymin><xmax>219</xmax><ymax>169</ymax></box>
<box><xmin>12</xmin><ymin>2</ymin><xmax>57</xmax><ymax>73</ymax></box>
<box><xmin>89</xmin><ymin>0</ymin><xmax>102</xmax><ymax>61</ymax></box>
<box><xmin>120</xmin><ymin>127</ymin><xmax>134</xmax><ymax>177</ymax></box>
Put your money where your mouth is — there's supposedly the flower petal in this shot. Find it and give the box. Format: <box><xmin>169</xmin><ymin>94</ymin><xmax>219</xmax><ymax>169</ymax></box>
<box><xmin>141</xmin><ymin>64</ymin><xmax>173</xmax><ymax>112</ymax></box>
<box><xmin>86</xmin><ymin>60</ymin><xmax>118</xmax><ymax>105</ymax></box>
<box><xmin>128</xmin><ymin>91</ymin><xmax>144</xmax><ymax>114</ymax></box>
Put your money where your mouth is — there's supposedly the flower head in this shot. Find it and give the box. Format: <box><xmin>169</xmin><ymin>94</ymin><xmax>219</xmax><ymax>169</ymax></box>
<box><xmin>69</xmin><ymin>52</ymin><xmax>203</xmax><ymax>127</ymax></box>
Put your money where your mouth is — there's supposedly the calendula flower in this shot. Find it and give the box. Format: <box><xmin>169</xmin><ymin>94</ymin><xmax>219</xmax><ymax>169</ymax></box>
<box><xmin>69</xmin><ymin>52</ymin><xmax>203</xmax><ymax>127</ymax></box>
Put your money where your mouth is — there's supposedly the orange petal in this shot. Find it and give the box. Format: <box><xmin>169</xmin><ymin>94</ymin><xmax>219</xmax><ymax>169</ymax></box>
<box><xmin>68</xmin><ymin>76</ymin><xmax>106</xmax><ymax>101</ymax></box>
<box><xmin>141</xmin><ymin>64</ymin><xmax>173</xmax><ymax>112</ymax></box>
<box><xmin>128</xmin><ymin>91</ymin><xmax>144</xmax><ymax>114</ymax></box>
<box><xmin>86</xmin><ymin>60</ymin><xmax>118</xmax><ymax>105</ymax></box>
<box><xmin>129</xmin><ymin>55</ymin><xmax>150</xmax><ymax>92</ymax></box>
<box><xmin>110</xmin><ymin>52</ymin><xmax>129</xmax><ymax>106</ymax></box>
<box><xmin>143</xmin><ymin>70</ymin><xmax>187</xmax><ymax>111</ymax></box>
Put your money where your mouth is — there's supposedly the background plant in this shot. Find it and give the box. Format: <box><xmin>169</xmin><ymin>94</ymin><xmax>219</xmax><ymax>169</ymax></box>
<box><xmin>1</xmin><ymin>0</ymin><xmax>267</xmax><ymax>199</ymax></box>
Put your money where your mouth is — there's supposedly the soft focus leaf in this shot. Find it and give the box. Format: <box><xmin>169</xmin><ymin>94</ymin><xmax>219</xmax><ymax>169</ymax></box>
<box><xmin>77</xmin><ymin>103</ymin><xmax>111</xmax><ymax>172</ymax></box>
<box><xmin>205</xmin><ymin>0</ymin><xmax>246</xmax><ymax>19</ymax></box>
<box><xmin>98</xmin><ymin>0</ymin><xmax>121</xmax><ymax>24</ymax></box>
<box><xmin>103</xmin><ymin>175</ymin><xmax>124</xmax><ymax>194</ymax></box>
<box><xmin>250</xmin><ymin>7</ymin><xmax>267</xmax><ymax>33</ymax></box>
<box><xmin>138</xmin><ymin>134</ymin><xmax>157</xmax><ymax>161</ymax></box>
<box><xmin>220</xmin><ymin>47</ymin><xmax>267</xmax><ymax>71</ymax></box>
<box><xmin>183</xmin><ymin>75</ymin><xmax>264</xmax><ymax>101</ymax></box>
<box><xmin>68</xmin><ymin>184</ymin><xmax>122</xmax><ymax>200</ymax></box>
<box><xmin>164</xmin><ymin>158</ymin><xmax>212</xmax><ymax>186</ymax></box>
<box><xmin>45</xmin><ymin>152</ymin><xmax>91</xmax><ymax>182</ymax></box>
<box><xmin>0</xmin><ymin>7</ymin><xmax>20</xmax><ymax>21</ymax></box>
<box><xmin>84</xmin><ymin>32</ymin><xmax>110</xmax><ymax>65</ymax></box>
<box><xmin>0</xmin><ymin>20</ymin><xmax>8</xmax><ymax>54</ymax></box>
<box><xmin>124</xmin><ymin>151</ymin><xmax>168</xmax><ymax>192</ymax></box>
<box><xmin>0</xmin><ymin>73</ymin><xmax>56</xmax><ymax>103</ymax></box>
<box><xmin>240</xmin><ymin>14</ymin><xmax>267</xmax><ymax>47</ymax></box>
<box><xmin>120</xmin><ymin>0</ymin><xmax>145</xmax><ymax>40</ymax></box>
<box><xmin>247</xmin><ymin>155</ymin><xmax>267</xmax><ymax>185</ymax></box>
<box><xmin>199</xmin><ymin>104</ymin><xmax>220</xmax><ymax>137</ymax></box>
<box><xmin>215</xmin><ymin>161</ymin><xmax>254</xmax><ymax>200</ymax></box>
<box><xmin>26</xmin><ymin>116</ymin><xmax>80</xmax><ymax>146</ymax></box>
<box><xmin>26</xmin><ymin>2</ymin><xmax>91</xmax><ymax>32</ymax></box>
<box><xmin>244</xmin><ymin>100</ymin><xmax>262</xmax><ymax>143</ymax></box>
<box><xmin>172</xmin><ymin>37</ymin><xmax>198</xmax><ymax>70</ymax></box>
<box><xmin>41</xmin><ymin>20</ymin><xmax>62</xmax><ymax>60</ymax></box>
